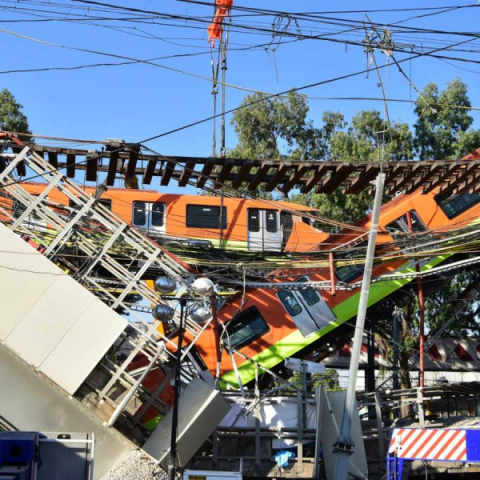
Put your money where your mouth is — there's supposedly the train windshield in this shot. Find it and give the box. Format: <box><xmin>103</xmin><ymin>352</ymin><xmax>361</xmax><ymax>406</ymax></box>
<box><xmin>297</xmin><ymin>277</ymin><xmax>320</xmax><ymax>306</ymax></box>
<box><xmin>278</xmin><ymin>290</ymin><xmax>303</xmax><ymax>317</ymax></box>
<box><xmin>386</xmin><ymin>211</ymin><xmax>425</xmax><ymax>236</ymax></box>
<box><xmin>225</xmin><ymin>306</ymin><xmax>270</xmax><ymax>350</ymax></box>
<box><xmin>436</xmin><ymin>191</ymin><xmax>480</xmax><ymax>219</ymax></box>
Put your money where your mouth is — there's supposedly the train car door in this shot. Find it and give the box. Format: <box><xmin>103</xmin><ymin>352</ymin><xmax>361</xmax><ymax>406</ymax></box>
<box><xmin>132</xmin><ymin>201</ymin><xmax>166</xmax><ymax>235</ymax></box>
<box><xmin>296</xmin><ymin>276</ymin><xmax>336</xmax><ymax>329</ymax></box>
<box><xmin>277</xmin><ymin>289</ymin><xmax>319</xmax><ymax>337</ymax></box>
<box><xmin>277</xmin><ymin>277</ymin><xmax>336</xmax><ymax>337</ymax></box>
<box><xmin>247</xmin><ymin>209</ymin><xmax>282</xmax><ymax>252</ymax></box>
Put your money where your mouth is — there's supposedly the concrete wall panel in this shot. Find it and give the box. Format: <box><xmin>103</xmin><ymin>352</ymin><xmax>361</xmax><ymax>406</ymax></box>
<box><xmin>0</xmin><ymin>224</ymin><xmax>127</xmax><ymax>395</ymax></box>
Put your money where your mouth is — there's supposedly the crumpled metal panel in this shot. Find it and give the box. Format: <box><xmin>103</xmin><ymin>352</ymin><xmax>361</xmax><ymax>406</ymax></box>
<box><xmin>143</xmin><ymin>377</ymin><xmax>231</xmax><ymax>468</ymax></box>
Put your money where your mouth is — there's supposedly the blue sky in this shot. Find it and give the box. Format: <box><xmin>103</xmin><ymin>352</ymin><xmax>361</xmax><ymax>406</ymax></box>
<box><xmin>2</xmin><ymin>1</ymin><xmax>480</xmax><ymax>194</ymax></box>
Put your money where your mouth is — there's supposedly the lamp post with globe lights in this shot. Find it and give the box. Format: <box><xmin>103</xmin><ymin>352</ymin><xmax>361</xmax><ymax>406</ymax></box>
<box><xmin>153</xmin><ymin>276</ymin><xmax>214</xmax><ymax>480</ymax></box>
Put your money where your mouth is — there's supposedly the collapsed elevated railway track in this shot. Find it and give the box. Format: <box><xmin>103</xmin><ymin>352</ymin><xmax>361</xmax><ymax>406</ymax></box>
<box><xmin>3</xmin><ymin>132</ymin><xmax>480</xmax><ymax>478</ymax></box>
<box><xmin>2</xmin><ymin>135</ymin><xmax>480</xmax><ymax>197</ymax></box>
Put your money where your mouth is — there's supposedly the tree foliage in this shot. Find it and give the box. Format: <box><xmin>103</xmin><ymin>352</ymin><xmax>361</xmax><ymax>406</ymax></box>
<box><xmin>230</xmin><ymin>91</ymin><xmax>311</xmax><ymax>160</ymax></box>
<box><xmin>414</xmin><ymin>78</ymin><xmax>480</xmax><ymax>160</ymax></box>
<box><xmin>279</xmin><ymin>368</ymin><xmax>342</xmax><ymax>392</ymax></box>
<box><xmin>0</xmin><ymin>89</ymin><xmax>31</xmax><ymax>139</ymax></box>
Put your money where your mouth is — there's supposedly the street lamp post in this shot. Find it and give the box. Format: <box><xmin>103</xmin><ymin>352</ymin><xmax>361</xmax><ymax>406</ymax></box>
<box><xmin>153</xmin><ymin>276</ymin><xmax>214</xmax><ymax>480</ymax></box>
<box><xmin>168</xmin><ymin>297</ymin><xmax>186</xmax><ymax>480</ymax></box>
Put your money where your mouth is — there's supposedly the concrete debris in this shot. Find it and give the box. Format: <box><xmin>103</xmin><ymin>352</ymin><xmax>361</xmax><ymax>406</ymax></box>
<box><xmin>102</xmin><ymin>450</ymin><xmax>166</xmax><ymax>480</ymax></box>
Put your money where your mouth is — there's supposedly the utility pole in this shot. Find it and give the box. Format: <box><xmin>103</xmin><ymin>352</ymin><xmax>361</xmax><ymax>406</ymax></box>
<box><xmin>406</xmin><ymin>211</ymin><xmax>425</xmax><ymax>389</ymax></box>
<box><xmin>366</xmin><ymin>324</ymin><xmax>376</xmax><ymax>419</ymax></box>
<box><xmin>220</xmin><ymin>34</ymin><xmax>228</xmax><ymax>158</ymax></box>
<box><xmin>392</xmin><ymin>308</ymin><xmax>400</xmax><ymax>391</ymax></box>
<box><xmin>168</xmin><ymin>299</ymin><xmax>186</xmax><ymax>480</ymax></box>
<box><xmin>333</xmin><ymin>173</ymin><xmax>385</xmax><ymax>480</ymax></box>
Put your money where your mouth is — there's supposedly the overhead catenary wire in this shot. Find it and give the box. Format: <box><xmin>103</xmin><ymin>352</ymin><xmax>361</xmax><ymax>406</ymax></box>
<box><xmin>5</xmin><ymin>0</ymin><xmax>480</xmax><ymax>72</ymax></box>
<box><xmin>13</xmin><ymin>0</ymin><xmax>480</xmax><ymax>62</ymax></box>
<box><xmin>1</xmin><ymin>9</ymin><xmax>479</xmax><ymax>238</ymax></box>
<box><xmin>5</xmin><ymin>2</ymin><xmax>480</xmax><ymax>60</ymax></box>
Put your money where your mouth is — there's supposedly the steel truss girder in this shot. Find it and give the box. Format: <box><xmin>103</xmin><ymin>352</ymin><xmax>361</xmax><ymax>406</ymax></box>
<box><xmin>0</xmin><ymin>144</ymin><xmax>208</xmax><ymax>429</ymax></box>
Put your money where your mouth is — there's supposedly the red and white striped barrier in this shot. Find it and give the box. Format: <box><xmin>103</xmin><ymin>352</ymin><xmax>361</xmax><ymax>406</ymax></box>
<box><xmin>389</xmin><ymin>428</ymin><xmax>467</xmax><ymax>461</ymax></box>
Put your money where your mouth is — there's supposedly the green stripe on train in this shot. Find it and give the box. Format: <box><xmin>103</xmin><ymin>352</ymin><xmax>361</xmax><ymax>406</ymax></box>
<box><xmin>221</xmin><ymin>254</ymin><xmax>449</xmax><ymax>388</ymax></box>
<box><xmin>182</xmin><ymin>236</ymin><xmax>248</xmax><ymax>250</ymax></box>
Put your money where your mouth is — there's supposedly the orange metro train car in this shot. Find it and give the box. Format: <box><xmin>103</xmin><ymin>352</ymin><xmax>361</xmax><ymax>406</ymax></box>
<box><xmin>190</xmin><ymin>174</ymin><xmax>480</xmax><ymax>388</ymax></box>
<box><xmin>16</xmin><ymin>183</ymin><xmax>328</xmax><ymax>253</ymax></box>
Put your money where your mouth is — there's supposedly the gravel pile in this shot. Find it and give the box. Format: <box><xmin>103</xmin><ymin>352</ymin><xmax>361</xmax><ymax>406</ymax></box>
<box><xmin>102</xmin><ymin>450</ymin><xmax>167</xmax><ymax>480</ymax></box>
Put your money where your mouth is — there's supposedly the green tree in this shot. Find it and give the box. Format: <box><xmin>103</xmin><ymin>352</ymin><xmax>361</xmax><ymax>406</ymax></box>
<box><xmin>293</xmin><ymin>110</ymin><xmax>413</xmax><ymax>224</ymax></box>
<box><xmin>414</xmin><ymin>78</ymin><xmax>480</xmax><ymax>160</ymax></box>
<box><xmin>278</xmin><ymin>368</ymin><xmax>342</xmax><ymax>393</ymax></box>
<box><xmin>312</xmin><ymin>369</ymin><xmax>343</xmax><ymax>392</ymax></box>
<box><xmin>424</xmin><ymin>272</ymin><xmax>480</xmax><ymax>336</ymax></box>
<box><xmin>227</xmin><ymin>91</ymin><xmax>312</xmax><ymax>198</ymax></box>
<box><xmin>0</xmin><ymin>89</ymin><xmax>31</xmax><ymax>139</ymax></box>
<box><xmin>230</xmin><ymin>91</ymin><xmax>310</xmax><ymax>160</ymax></box>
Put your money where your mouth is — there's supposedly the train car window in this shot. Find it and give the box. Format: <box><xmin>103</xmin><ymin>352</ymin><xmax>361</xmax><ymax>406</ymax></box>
<box><xmin>265</xmin><ymin>210</ymin><xmax>278</xmax><ymax>233</ymax></box>
<box><xmin>386</xmin><ymin>211</ymin><xmax>425</xmax><ymax>236</ymax></box>
<box><xmin>133</xmin><ymin>201</ymin><xmax>147</xmax><ymax>226</ymax></box>
<box><xmin>13</xmin><ymin>199</ymin><xmax>27</xmax><ymax>218</ymax></box>
<box><xmin>226</xmin><ymin>306</ymin><xmax>270</xmax><ymax>350</ymax></box>
<box><xmin>297</xmin><ymin>277</ymin><xmax>320</xmax><ymax>306</ymax></box>
<box><xmin>278</xmin><ymin>289</ymin><xmax>303</xmax><ymax>317</ymax></box>
<box><xmin>334</xmin><ymin>241</ymin><xmax>367</xmax><ymax>283</ymax></box>
<box><xmin>13</xmin><ymin>195</ymin><xmax>45</xmax><ymax>220</ymax></box>
<box><xmin>435</xmin><ymin>191</ymin><xmax>480</xmax><ymax>219</ymax></box>
<box><xmin>186</xmin><ymin>205</ymin><xmax>227</xmax><ymax>229</ymax></box>
<box><xmin>248</xmin><ymin>209</ymin><xmax>260</xmax><ymax>232</ymax></box>
<box><xmin>151</xmin><ymin>203</ymin><xmax>165</xmax><ymax>227</ymax></box>
<box><xmin>98</xmin><ymin>198</ymin><xmax>112</xmax><ymax>211</ymax></box>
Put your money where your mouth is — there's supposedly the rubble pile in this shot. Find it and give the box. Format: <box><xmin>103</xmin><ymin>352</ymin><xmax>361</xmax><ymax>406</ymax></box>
<box><xmin>103</xmin><ymin>450</ymin><xmax>166</xmax><ymax>480</ymax></box>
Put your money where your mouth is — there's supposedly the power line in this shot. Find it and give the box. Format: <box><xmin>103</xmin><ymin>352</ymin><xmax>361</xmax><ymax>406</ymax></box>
<box><xmin>139</xmin><ymin>36</ymin><xmax>477</xmax><ymax>144</ymax></box>
<box><xmin>0</xmin><ymin>34</ymin><xmax>476</xmax><ymax>196</ymax></box>
<box><xmin>68</xmin><ymin>0</ymin><xmax>480</xmax><ymax>49</ymax></box>
<box><xmin>5</xmin><ymin>1</ymin><xmax>480</xmax><ymax>66</ymax></box>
